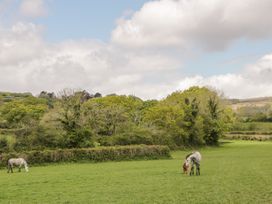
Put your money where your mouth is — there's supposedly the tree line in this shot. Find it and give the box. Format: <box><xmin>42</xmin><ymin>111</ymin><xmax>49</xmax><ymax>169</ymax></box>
<box><xmin>0</xmin><ymin>87</ymin><xmax>234</xmax><ymax>152</ymax></box>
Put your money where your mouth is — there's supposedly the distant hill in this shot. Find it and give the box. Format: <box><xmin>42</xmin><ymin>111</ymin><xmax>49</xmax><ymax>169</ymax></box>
<box><xmin>227</xmin><ymin>97</ymin><xmax>272</xmax><ymax>111</ymax></box>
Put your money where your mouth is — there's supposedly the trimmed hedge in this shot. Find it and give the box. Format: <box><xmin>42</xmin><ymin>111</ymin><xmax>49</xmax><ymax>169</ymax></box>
<box><xmin>229</xmin><ymin>131</ymin><xmax>272</xmax><ymax>135</ymax></box>
<box><xmin>0</xmin><ymin>145</ymin><xmax>171</xmax><ymax>168</ymax></box>
<box><xmin>223</xmin><ymin>134</ymin><xmax>272</xmax><ymax>141</ymax></box>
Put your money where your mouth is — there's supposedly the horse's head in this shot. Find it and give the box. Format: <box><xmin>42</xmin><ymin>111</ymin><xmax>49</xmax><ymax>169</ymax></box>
<box><xmin>183</xmin><ymin>160</ymin><xmax>190</xmax><ymax>174</ymax></box>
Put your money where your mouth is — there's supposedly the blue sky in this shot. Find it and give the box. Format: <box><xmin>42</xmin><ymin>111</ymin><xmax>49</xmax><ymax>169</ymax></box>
<box><xmin>34</xmin><ymin>0</ymin><xmax>149</xmax><ymax>42</ymax></box>
<box><xmin>32</xmin><ymin>0</ymin><xmax>272</xmax><ymax>76</ymax></box>
<box><xmin>1</xmin><ymin>0</ymin><xmax>272</xmax><ymax>99</ymax></box>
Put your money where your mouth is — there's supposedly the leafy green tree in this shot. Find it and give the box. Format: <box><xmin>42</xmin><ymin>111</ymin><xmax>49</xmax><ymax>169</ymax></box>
<box><xmin>0</xmin><ymin>87</ymin><xmax>233</xmax><ymax>150</ymax></box>
<box><xmin>82</xmin><ymin>95</ymin><xmax>144</xmax><ymax>136</ymax></box>
<box><xmin>182</xmin><ymin>98</ymin><xmax>204</xmax><ymax>145</ymax></box>
<box><xmin>0</xmin><ymin>97</ymin><xmax>47</xmax><ymax>128</ymax></box>
<box><xmin>58</xmin><ymin>90</ymin><xmax>93</xmax><ymax>148</ymax></box>
<box><xmin>38</xmin><ymin>91</ymin><xmax>56</xmax><ymax>108</ymax></box>
<box><xmin>203</xmin><ymin>97</ymin><xmax>223</xmax><ymax>145</ymax></box>
<box><xmin>143</xmin><ymin>103</ymin><xmax>185</xmax><ymax>147</ymax></box>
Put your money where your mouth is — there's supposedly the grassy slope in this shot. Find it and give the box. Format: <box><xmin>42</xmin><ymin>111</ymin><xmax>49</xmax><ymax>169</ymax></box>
<box><xmin>0</xmin><ymin>141</ymin><xmax>272</xmax><ymax>204</ymax></box>
<box><xmin>228</xmin><ymin>97</ymin><xmax>272</xmax><ymax>109</ymax></box>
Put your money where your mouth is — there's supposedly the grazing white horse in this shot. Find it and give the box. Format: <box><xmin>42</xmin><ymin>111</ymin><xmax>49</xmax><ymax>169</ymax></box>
<box><xmin>7</xmin><ymin>158</ymin><xmax>29</xmax><ymax>173</ymax></box>
<box><xmin>183</xmin><ymin>151</ymin><xmax>201</xmax><ymax>176</ymax></box>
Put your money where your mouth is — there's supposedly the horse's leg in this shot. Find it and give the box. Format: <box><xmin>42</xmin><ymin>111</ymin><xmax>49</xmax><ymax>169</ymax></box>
<box><xmin>190</xmin><ymin>164</ymin><xmax>194</xmax><ymax>176</ymax></box>
<box><xmin>10</xmin><ymin>164</ymin><xmax>13</xmax><ymax>173</ymax></box>
<box><xmin>7</xmin><ymin>163</ymin><xmax>14</xmax><ymax>173</ymax></box>
<box><xmin>190</xmin><ymin>158</ymin><xmax>197</xmax><ymax>176</ymax></box>
<box><xmin>18</xmin><ymin>163</ymin><xmax>23</xmax><ymax>172</ymax></box>
<box><xmin>196</xmin><ymin>163</ymin><xmax>200</xmax><ymax>176</ymax></box>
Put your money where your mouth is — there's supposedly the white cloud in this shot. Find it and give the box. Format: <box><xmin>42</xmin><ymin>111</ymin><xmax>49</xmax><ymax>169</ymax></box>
<box><xmin>177</xmin><ymin>55</ymin><xmax>272</xmax><ymax>99</ymax></box>
<box><xmin>0</xmin><ymin>22</ymin><xmax>44</xmax><ymax>65</ymax></box>
<box><xmin>112</xmin><ymin>0</ymin><xmax>272</xmax><ymax>50</ymax></box>
<box><xmin>0</xmin><ymin>22</ymin><xmax>180</xmax><ymax>99</ymax></box>
<box><xmin>2</xmin><ymin>0</ymin><xmax>272</xmax><ymax>100</ymax></box>
<box><xmin>19</xmin><ymin>0</ymin><xmax>47</xmax><ymax>18</ymax></box>
<box><xmin>4</xmin><ymin>24</ymin><xmax>272</xmax><ymax>100</ymax></box>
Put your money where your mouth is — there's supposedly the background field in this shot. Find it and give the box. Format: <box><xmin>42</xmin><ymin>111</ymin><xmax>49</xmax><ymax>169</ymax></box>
<box><xmin>1</xmin><ymin>140</ymin><xmax>272</xmax><ymax>204</ymax></box>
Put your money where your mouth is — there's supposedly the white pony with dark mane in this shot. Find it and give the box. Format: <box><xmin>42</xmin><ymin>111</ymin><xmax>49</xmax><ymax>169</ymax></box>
<box><xmin>183</xmin><ymin>151</ymin><xmax>201</xmax><ymax>176</ymax></box>
<box><xmin>7</xmin><ymin>158</ymin><xmax>29</xmax><ymax>173</ymax></box>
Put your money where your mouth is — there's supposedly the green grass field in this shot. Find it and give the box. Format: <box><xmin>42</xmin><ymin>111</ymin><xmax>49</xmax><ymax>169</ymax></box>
<box><xmin>1</xmin><ymin>141</ymin><xmax>272</xmax><ymax>204</ymax></box>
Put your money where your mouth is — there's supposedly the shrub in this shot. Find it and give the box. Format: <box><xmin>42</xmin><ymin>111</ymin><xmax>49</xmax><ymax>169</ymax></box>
<box><xmin>0</xmin><ymin>145</ymin><xmax>171</xmax><ymax>168</ymax></box>
<box><xmin>223</xmin><ymin>134</ymin><xmax>272</xmax><ymax>141</ymax></box>
<box><xmin>113</xmin><ymin>134</ymin><xmax>153</xmax><ymax>146</ymax></box>
<box><xmin>0</xmin><ymin>137</ymin><xmax>9</xmax><ymax>152</ymax></box>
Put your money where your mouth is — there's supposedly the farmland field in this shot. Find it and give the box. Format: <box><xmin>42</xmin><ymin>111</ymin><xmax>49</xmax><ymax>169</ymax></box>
<box><xmin>0</xmin><ymin>141</ymin><xmax>272</xmax><ymax>204</ymax></box>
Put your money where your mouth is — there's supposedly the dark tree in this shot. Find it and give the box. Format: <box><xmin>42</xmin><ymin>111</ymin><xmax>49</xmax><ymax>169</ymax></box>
<box><xmin>183</xmin><ymin>97</ymin><xmax>201</xmax><ymax>145</ymax></box>
<box><xmin>203</xmin><ymin>97</ymin><xmax>222</xmax><ymax>145</ymax></box>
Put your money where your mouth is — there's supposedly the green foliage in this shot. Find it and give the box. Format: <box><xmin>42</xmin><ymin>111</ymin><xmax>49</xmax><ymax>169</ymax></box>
<box><xmin>57</xmin><ymin>90</ymin><xmax>93</xmax><ymax>148</ymax></box>
<box><xmin>142</xmin><ymin>102</ymin><xmax>186</xmax><ymax>148</ymax></box>
<box><xmin>164</xmin><ymin>86</ymin><xmax>218</xmax><ymax>113</ymax></box>
<box><xmin>112</xmin><ymin>128</ymin><xmax>153</xmax><ymax>146</ymax></box>
<box><xmin>0</xmin><ymin>137</ymin><xmax>8</xmax><ymax>152</ymax></box>
<box><xmin>0</xmin><ymin>97</ymin><xmax>47</xmax><ymax>127</ymax></box>
<box><xmin>38</xmin><ymin>91</ymin><xmax>56</xmax><ymax>108</ymax></box>
<box><xmin>203</xmin><ymin>97</ymin><xmax>223</xmax><ymax>145</ymax></box>
<box><xmin>182</xmin><ymin>97</ymin><xmax>203</xmax><ymax>145</ymax></box>
<box><xmin>228</xmin><ymin>121</ymin><xmax>272</xmax><ymax>142</ymax></box>
<box><xmin>63</xmin><ymin>128</ymin><xmax>94</xmax><ymax>148</ymax></box>
<box><xmin>0</xmin><ymin>87</ymin><xmax>233</xmax><ymax>151</ymax></box>
<box><xmin>82</xmin><ymin>95</ymin><xmax>144</xmax><ymax>136</ymax></box>
<box><xmin>13</xmin><ymin>125</ymin><xmax>62</xmax><ymax>151</ymax></box>
<box><xmin>234</xmin><ymin>103</ymin><xmax>272</xmax><ymax>122</ymax></box>
<box><xmin>223</xmin><ymin>134</ymin><xmax>272</xmax><ymax>141</ymax></box>
<box><xmin>0</xmin><ymin>92</ymin><xmax>33</xmax><ymax>104</ymax></box>
<box><xmin>0</xmin><ymin>145</ymin><xmax>170</xmax><ymax>167</ymax></box>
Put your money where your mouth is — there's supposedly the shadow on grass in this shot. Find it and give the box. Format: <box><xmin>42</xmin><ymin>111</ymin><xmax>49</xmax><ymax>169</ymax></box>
<box><xmin>219</xmin><ymin>140</ymin><xmax>233</xmax><ymax>145</ymax></box>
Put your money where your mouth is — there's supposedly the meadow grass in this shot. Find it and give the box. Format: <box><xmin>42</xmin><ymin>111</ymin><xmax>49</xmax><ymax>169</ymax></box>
<box><xmin>0</xmin><ymin>140</ymin><xmax>272</xmax><ymax>204</ymax></box>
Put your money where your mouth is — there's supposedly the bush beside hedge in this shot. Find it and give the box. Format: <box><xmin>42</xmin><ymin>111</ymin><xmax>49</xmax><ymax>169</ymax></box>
<box><xmin>0</xmin><ymin>145</ymin><xmax>171</xmax><ymax>168</ymax></box>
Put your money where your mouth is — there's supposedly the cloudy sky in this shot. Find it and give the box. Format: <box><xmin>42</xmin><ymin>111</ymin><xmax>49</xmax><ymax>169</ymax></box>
<box><xmin>1</xmin><ymin>0</ymin><xmax>272</xmax><ymax>99</ymax></box>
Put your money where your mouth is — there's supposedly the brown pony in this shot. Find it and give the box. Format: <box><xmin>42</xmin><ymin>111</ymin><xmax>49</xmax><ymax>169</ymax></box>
<box><xmin>182</xmin><ymin>160</ymin><xmax>189</xmax><ymax>174</ymax></box>
<box><xmin>182</xmin><ymin>152</ymin><xmax>193</xmax><ymax>174</ymax></box>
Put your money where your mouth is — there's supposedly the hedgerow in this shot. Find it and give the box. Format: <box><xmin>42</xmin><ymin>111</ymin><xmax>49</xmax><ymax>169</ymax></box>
<box><xmin>223</xmin><ymin>134</ymin><xmax>272</xmax><ymax>141</ymax></box>
<box><xmin>0</xmin><ymin>145</ymin><xmax>170</xmax><ymax>168</ymax></box>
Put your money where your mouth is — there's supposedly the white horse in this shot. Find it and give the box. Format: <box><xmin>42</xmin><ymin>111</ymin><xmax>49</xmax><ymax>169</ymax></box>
<box><xmin>183</xmin><ymin>151</ymin><xmax>201</xmax><ymax>176</ymax></box>
<box><xmin>7</xmin><ymin>158</ymin><xmax>29</xmax><ymax>173</ymax></box>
